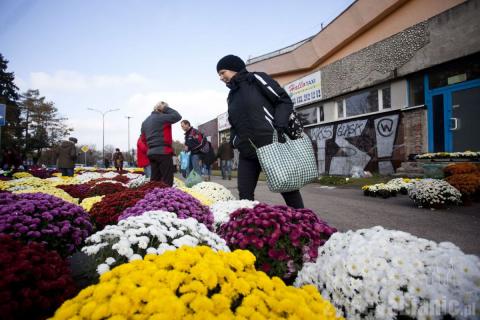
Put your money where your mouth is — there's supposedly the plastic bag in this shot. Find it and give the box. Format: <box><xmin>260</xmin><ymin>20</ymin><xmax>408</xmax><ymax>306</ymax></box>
<box><xmin>185</xmin><ymin>170</ymin><xmax>203</xmax><ymax>187</ymax></box>
<box><xmin>350</xmin><ymin>166</ymin><xmax>364</xmax><ymax>178</ymax></box>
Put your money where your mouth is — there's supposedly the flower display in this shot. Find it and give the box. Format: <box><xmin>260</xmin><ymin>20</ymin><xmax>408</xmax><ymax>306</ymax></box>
<box><xmin>0</xmin><ymin>235</ymin><xmax>77</xmax><ymax>320</ymax></box>
<box><xmin>82</xmin><ymin>211</ymin><xmax>229</xmax><ymax>278</ymax></box>
<box><xmin>445</xmin><ymin>173</ymin><xmax>480</xmax><ymax>201</ymax></box>
<box><xmin>56</xmin><ymin>183</ymin><xmax>92</xmax><ymax>201</ymax></box>
<box><xmin>87</xmin><ymin>181</ymin><xmax>127</xmax><ymax>197</ymax></box>
<box><xmin>80</xmin><ymin>196</ymin><xmax>104</xmax><ymax>212</ymax></box>
<box><xmin>408</xmin><ymin>179</ymin><xmax>462</xmax><ymax>209</ymax></box>
<box><xmin>0</xmin><ymin>176</ymin><xmax>50</xmax><ymax>192</ymax></box>
<box><xmin>135</xmin><ymin>180</ymin><xmax>168</xmax><ymax>192</ymax></box>
<box><xmin>191</xmin><ymin>181</ymin><xmax>236</xmax><ymax>203</ymax></box>
<box><xmin>416</xmin><ymin>151</ymin><xmax>480</xmax><ymax>160</ymax></box>
<box><xmin>89</xmin><ymin>189</ymin><xmax>146</xmax><ymax>229</ymax></box>
<box><xmin>119</xmin><ymin>187</ymin><xmax>214</xmax><ymax>230</ymax></box>
<box><xmin>0</xmin><ymin>192</ymin><xmax>93</xmax><ymax>256</ymax></box>
<box><xmin>178</xmin><ymin>186</ymin><xmax>215</xmax><ymax>206</ymax></box>
<box><xmin>14</xmin><ymin>186</ymin><xmax>79</xmax><ymax>204</ymax></box>
<box><xmin>45</xmin><ymin>176</ymin><xmax>77</xmax><ymax>186</ymax></box>
<box><xmin>73</xmin><ymin>172</ymin><xmax>102</xmax><ymax>183</ymax></box>
<box><xmin>295</xmin><ymin>226</ymin><xmax>480</xmax><ymax>320</ymax></box>
<box><xmin>112</xmin><ymin>174</ymin><xmax>130</xmax><ymax>184</ymax></box>
<box><xmin>28</xmin><ymin>167</ymin><xmax>56</xmax><ymax>179</ymax></box>
<box><xmin>209</xmin><ymin>199</ymin><xmax>259</xmax><ymax>230</ymax></box>
<box><xmin>362</xmin><ymin>178</ymin><xmax>415</xmax><ymax>198</ymax></box>
<box><xmin>127</xmin><ymin>175</ymin><xmax>149</xmax><ymax>189</ymax></box>
<box><xmin>52</xmin><ymin>246</ymin><xmax>341</xmax><ymax>320</ymax></box>
<box><xmin>444</xmin><ymin>163</ymin><xmax>480</xmax><ymax>176</ymax></box>
<box><xmin>124</xmin><ymin>172</ymin><xmax>142</xmax><ymax>180</ymax></box>
<box><xmin>101</xmin><ymin>171</ymin><xmax>119</xmax><ymax>179</ymax></box>
<box><xmin>362</xmin><ymin>183</ymin><xmax>399</xmax><ymax>198</ymax></box>
<box><xmin>12</xmin><ymin>171</ymin><xmax>33</xmax><ymax>179</ymax></box>
<box><xmin>219</xmin><ymin>203</ymin><xmax>337</xmax><ymax>283</ymax></box>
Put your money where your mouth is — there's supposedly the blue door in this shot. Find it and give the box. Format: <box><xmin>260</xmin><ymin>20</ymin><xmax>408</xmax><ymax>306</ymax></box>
<box><xmin>426</xmin><ymin>78</ymin><xmax>480</xmax><ymax>152</ymax></box>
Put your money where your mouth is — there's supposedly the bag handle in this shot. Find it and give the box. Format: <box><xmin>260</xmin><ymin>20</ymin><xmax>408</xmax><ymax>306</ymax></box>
<box><xmin>249</xmin><ymin>130</ymin><xmax>289</xmax><ymax>150</ymax></box>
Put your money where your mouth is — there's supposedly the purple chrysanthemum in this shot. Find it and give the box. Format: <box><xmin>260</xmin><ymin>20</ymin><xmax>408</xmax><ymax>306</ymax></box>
<box><xmin>118</xmin><ymin>187</ymin><xmax>214</xmax><ymax>229</ymax></box>
<box><xmin>0</xmin><ymin>192</ymin><xmax>93</xmax><ymax>257</ymax></box>
<box><xmin>218</xmin><ymin>203</ymin><xmax>337</xmax><ymax>284</ymax></box>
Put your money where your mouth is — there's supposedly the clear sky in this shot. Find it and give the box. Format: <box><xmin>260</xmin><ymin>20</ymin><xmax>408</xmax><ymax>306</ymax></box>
<box><xmin>1</xmin><ymin>0</ymin><xmax>354</xmax><ymax>152</ymax></box>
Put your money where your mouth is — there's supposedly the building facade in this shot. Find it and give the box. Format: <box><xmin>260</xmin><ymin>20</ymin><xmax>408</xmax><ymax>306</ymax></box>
<box><xmin>245</xmin><ymin>0</ymin><xmax>480</xmax><ymax>175</ymax></box>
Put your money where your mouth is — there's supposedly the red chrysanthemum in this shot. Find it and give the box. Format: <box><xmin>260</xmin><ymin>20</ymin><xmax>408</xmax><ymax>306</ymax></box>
<box><xmin>0</xmin><ymin>235</ymin><xmax>77</xmax><ymax>320</ymax></box>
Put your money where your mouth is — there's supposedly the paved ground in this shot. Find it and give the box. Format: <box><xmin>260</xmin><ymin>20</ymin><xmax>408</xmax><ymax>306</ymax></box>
<box><xmin>198</xmin><ymin>175</ymin><xmax>480</xmax><ymax>256</ymax></box>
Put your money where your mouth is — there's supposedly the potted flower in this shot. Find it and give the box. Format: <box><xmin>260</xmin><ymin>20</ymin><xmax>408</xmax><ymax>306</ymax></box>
<box><xmin>218</xmin><ymin>203</ymin><xmax>336</xmax><ymax>284</ymax></box>
<box><xmin>81</xmin><ymin>211</ymin><xmax>229</xmax><ymax>282</ymax></box>
<box><xmin>295</xmin><ymin>226</ymin><xmax>480</xmax><ymax>320</ymax></box>
<box><xmin>119</xmin><ymin>187</ymin><xmax>214</xmax><ymax>230</ymax></box>
<box><xmin>52</xmin><ymin>246</ymin><xmax>341</xmax><ymax>319</ymax></box>
<box><xmin>0</xmin><ymin>192</ymin><xmax>93</xmax><ymax>257</ymax></box>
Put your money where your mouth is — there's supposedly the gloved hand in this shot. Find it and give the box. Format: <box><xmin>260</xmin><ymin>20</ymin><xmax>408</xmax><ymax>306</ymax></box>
<box><xmin>276</xmin><ymin>127</ymin><xmax>287</xmax><ymax>143</ymax></box>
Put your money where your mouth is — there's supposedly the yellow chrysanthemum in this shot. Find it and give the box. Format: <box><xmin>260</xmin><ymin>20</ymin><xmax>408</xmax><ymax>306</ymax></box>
<box><xmin>0</xmin><ymin>176</ymin><xmax>50</xmax><ymax>191</ymax></box>
<box><xmin>12</xmin><ymin>171</ymin><xmax>33</xmax><ymax>179</ymax></box>
<box><xmin>51</xmin><ymin>246</ymin><xmax>342</xmax><ymax>320</ymax></box>
<box><xmin>14</xmin><ymin>186</ymin><xmax>79</xmax><ymax>204</ymax></box>
<box><xmin>80</xmin><ymin>196</ymin><xmax>104</xmax><ymax>212</ymax></box>
<box><xmin>178</xmin><ymin>187</ymin><xmax>214</xmax><ymax>206</ymax></box>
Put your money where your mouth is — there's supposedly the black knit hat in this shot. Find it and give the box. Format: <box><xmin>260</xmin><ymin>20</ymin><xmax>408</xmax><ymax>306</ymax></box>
<box><xmin>216</xmin><ymin>55</ymin><xmax>246</xmax><ymax>73</ymax></box>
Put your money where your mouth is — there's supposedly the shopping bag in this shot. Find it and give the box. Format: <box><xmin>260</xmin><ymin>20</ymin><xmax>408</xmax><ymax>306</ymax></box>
<box><xmin>185</xmin><ymin>170</ymin><xmax>203</xmax><ymax>188</ymax></box>
<box><xmin>252</xmin><ymin>131</ymin><xmax>318</xmax><ymax>193</ymax></box>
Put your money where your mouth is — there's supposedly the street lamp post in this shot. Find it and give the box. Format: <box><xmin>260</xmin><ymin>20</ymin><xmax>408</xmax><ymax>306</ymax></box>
<box><xmin>87</xmin><ymin>108</ymin><xmax>119</xmax><ymax>166</ymax></box>
<box><xmin>125</xmin><ymin>116</ymin><xmax>133</xmax><ymax>165</ymax></box>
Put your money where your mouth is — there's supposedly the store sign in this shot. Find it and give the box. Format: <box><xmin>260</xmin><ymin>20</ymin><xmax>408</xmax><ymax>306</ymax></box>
<box><xmin>217</xmin><ymin>112</ymin><xmax>231</xmax><ymax>131</ymax></box>
<box><xmin>284</xmin><ymin>71</ymin><xmax>322</xmax><ymax>107</ymax></box>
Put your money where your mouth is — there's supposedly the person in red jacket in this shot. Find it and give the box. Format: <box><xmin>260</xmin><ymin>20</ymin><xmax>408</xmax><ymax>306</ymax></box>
<box><xmin>137</xmin><ymin>134</ymin><xmax>151</xmax><ymax>178</ymax></box>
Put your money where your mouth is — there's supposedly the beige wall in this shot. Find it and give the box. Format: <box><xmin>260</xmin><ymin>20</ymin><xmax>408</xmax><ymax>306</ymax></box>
<box><xmin>249</xmin><ymin>0</ymin><xmax>465</xmax><ymax>85</ymax></box>
<box><xmin>321</xmin><ymin>0</ymin><xmax>465</xmax><ymax>66</ymax></box>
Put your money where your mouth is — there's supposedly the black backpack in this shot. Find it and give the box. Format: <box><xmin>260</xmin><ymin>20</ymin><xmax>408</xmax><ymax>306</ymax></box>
<box><xmin>201</xmin><ymin>142</ymin><xmax>216</xmax><ymax>166</ymax></box>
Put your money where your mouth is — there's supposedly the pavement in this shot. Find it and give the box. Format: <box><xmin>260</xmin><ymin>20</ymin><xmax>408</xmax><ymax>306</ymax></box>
<box><xmin>195</xmin><ymin>174</ymin><xmax>480</xmax><ymax>256</ymax></box>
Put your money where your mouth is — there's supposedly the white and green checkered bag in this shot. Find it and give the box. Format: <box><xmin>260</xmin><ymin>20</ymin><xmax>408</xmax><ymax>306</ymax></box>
<box><xmin>251</xmin><ymin>131</ymin><xmax>318</xmax><ymax>193</ymax></box>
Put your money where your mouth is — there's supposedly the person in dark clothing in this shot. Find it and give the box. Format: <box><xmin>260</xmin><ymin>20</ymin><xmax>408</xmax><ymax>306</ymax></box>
<box><xmin>216</xmin><ymin>54</ymin><xmax>304</xmax><ymax>208</ymax></box>
<box><xmin>181</xmin><ymin>120</ymin><xmax>206</xmax><ymax>176</ymax></box>
<box><xmin>217</xmin><ymin>137</ymin><xmax>234</xmax><ymax>180</ymax></box>
<box><xmin>112</xmin><ymin>148</ymin><xmax>124</xmax><ymax>172</ymax></box>
<box><xmin>56</xmin><ymin>137</ymin><xmax>78</xmax><ymax>176</ymax></box>
<box><xmin>141</xmin><ymin>101</ymin><xmax>181</xmax><ymax>186</ymax></box>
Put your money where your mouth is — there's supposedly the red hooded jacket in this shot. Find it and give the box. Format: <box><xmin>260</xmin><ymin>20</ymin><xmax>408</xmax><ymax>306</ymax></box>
<box><xmin>137</xmin><ymin>134</ymin><xmax>150</xmax><ymax>167</ymax></box>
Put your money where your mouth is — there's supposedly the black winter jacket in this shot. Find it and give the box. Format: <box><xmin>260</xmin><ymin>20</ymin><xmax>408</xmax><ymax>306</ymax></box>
<box><xmin>227</xmin><ymin>70</ymin><xmax>293</xmax><ymax>159</ymax></box>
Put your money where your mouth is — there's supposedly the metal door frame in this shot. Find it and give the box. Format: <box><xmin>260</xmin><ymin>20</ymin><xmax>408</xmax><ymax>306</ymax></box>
<box><xmin>425</xmin><ymin>76</ymin><xmax>480</xmax><ymax>152</ymax></box>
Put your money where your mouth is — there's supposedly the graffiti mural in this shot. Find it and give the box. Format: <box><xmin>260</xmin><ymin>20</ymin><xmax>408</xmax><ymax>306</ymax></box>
<box><xmin>307</xmin><ymin>112</ymin><xmax>402</xmax><ymax>176</ymax></box>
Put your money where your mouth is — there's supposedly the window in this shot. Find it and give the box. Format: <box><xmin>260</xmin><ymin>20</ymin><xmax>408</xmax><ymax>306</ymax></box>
<box><xmin>319</xmin><ymin>105</ymin><xmax>325</xmax><ymax>122</ymax></box>
<box><xmin>428</xmin><ymin>53</ymin><xmax>480</xmax><ymax>89</ymax></box>
<box><xmin>381</xmin><ymin>87</ymin><xmax>391</xmax><ymax>109</ymax></box>
<box><xmin>337</xmin><ymin>100</ymin><xmax>344</xmax><ymax>119</ymax></box>
<box><xmin>345</xmin><ymin>89</ymin><xmax>378</xmax><ymax>117</ymax></box>
<box><xmin>408</xmin><ymin>74</ymin><xmax>425</xmax><ymax>107</ymax></box>
<box><xmin>296</xmin><ymin>106</ymin><xmax>318</xmax><ymax>125</ymax></box>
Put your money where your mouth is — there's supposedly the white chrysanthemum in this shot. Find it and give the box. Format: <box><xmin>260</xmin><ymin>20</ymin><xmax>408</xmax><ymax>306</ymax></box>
<box><xmin>102</xmin><ymin>171</ymin><xmax>119</xmax><ymax>179</ymax></box>
<box><xmin>73</xmin><ymin>172</ymin><xmax>102</xmax><ymax>183</ymax></box>
<box><xmin>295</xmin><ymin>226</ymin><xmax>480</xmax><ymax>319</ymax></box>
<box><xmin>191</xmin><ymin>182</ymin><xmax>236</xmax><ymax>203</ymax></box>
<box><xmin>82</xmin><ymin>210</ymin><xmax>229</xmax><ymax>276</ymax></box>
<box><xmin>128</xmin><ymin>175</ymin><xmax>149</xmax><ymax>188</ymax></box>
<box><xmin>97</xmin><ymin>263</ymin><xmax>110</xmax><ymax>275</ymax></box>
<box><xmin>209</xmin><ymin>199</ymin><xmax>259</xmax><ymax>230</ymax></box>
<box><xmin>408</xmin><ymin>179</ymin><xmax>462</xmax><ymax>208</ymax></box>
